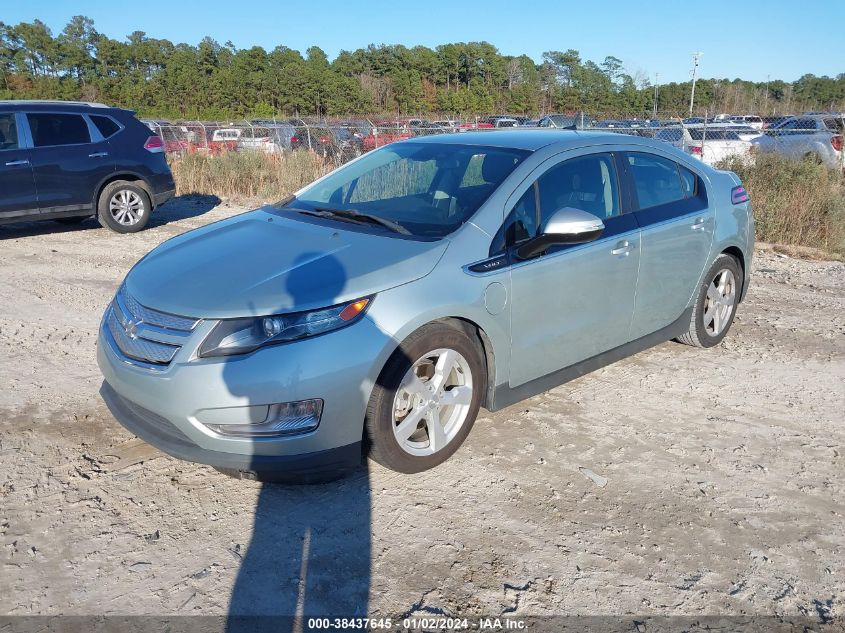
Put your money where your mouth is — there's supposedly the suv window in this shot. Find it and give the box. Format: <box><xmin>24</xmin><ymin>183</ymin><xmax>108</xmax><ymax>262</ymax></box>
<box><xmin>90</xmin><ymin>115</ymin><xmax>120</xmax><ymax>139</ymax></box>
<box><xmin>27</xmin><ymin>113</ymin><xmax>91</xmax><ymax>147</ymax></box>
<box><xmin>0</xmin><ymin>114</ymin><xmax>19</xmax><ymax>150</ymax></box>
<box><xmin>627</xmin><ymin>153</ymin><xmax>686</xmax><ymax>210</ymax></box>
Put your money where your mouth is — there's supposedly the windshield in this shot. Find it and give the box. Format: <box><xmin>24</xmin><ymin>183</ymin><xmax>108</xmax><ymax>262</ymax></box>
<box><xmin>281</xmin><ymin>142</ymin><xmax>530</xmax><ymax>238</ymax></box>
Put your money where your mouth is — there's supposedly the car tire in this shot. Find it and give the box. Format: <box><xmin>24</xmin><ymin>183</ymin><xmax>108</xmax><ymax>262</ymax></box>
<box><xmin>676</xmin><ymin>253</ymin><xmax>742</xmax><ymax>348</ymax></box>
<box><xmin>97</xmin><ymin>181</ymin><xmax>152</xmax><ymax>233</ymax></box>
<box><xmin>365</xmin><ymin>321</ymin><xmax>485</xmax><ymax>473</ymax></box>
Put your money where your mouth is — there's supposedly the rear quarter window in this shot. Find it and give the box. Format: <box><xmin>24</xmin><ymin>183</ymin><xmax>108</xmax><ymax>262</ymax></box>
<box><xmin>90</xmin><ymin>115</ymin><xmax>121</xmax><ymax>139</ymax></box>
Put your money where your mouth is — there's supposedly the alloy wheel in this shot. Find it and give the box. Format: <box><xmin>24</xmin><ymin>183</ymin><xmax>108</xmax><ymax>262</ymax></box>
<box><xmin>704</xmin><ymin>269</ymin><xmax>736</xmax><ymax>336</ymax></box>
<box><xmin>109</xmin><ymin>190</ymin><xmax>145</xmax><ymax>226</ymax></box>
<box><xmin>391</xmin><ymin>348</ymin><xmax>473</xmax><ymax>457</ymax></box>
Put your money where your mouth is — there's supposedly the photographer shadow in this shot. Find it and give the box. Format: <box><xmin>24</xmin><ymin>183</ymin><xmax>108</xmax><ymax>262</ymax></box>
<box><xmin>224</xmin><ymin>252</ymin><xmax>371</xmax><ymax>632</ymax></box>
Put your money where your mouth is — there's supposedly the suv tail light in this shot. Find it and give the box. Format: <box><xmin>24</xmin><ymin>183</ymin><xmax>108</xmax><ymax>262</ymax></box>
<box><xmin>831</xmin><ymin>135</ymin><xmax>843</xmax><ymax>152</ymax></box>
<box><xmin>688</xmin><ymin>145</ymin><xmax>703</xmax><ymax>156</ymax></box>
<box><xmin>290</xmin><ymin>135</ymin><xmax>299</xmax><ymax>143</ymax></box>
<box><xmin>319</xmin><ymin>135</ymin><xmax>330</xmax><ymax>144</ymax></box>
<box><xmin>731</xmin><ymin>185</ymin><xmax>749</xmax><ymax>204</ymax></box>
<box><xmin>144</xmin><ymin>136</ymin><xmax>164</xmax><ymax>153</ymax></box>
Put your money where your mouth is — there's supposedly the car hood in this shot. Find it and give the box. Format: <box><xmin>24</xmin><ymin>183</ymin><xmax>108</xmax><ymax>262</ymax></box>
<box><xmin>125</xmin><ymin>208</ymin><xmax>449</xmax><ymax>319</ymax></box>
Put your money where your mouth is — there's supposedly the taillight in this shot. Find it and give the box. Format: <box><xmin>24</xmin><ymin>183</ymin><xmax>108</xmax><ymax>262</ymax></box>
<box><xmin>290</xmin><ymin>136</ymin><xmax>299</xmax><ymax>143</ymax></box>
<box><xmin>319</xmin><ymin>136</ymin><xmax>330</xmax><ymax>144</ymax></box>
<box><xmin>689</xmin><ymin>145</ymin><xmax>703</xmax><ymax>155</ymax></box>
<box><xmin>144</xmin><ymin>135</ymin><xmax>164</xmax><ymax>153</ymax></box>
<box><xmin>831</xmin><ymin>135</ymin><xmax>843</xmax><ymax>152</ymax></box>
<box><xmin>731</xmin><ymin>185</ymin><xmax>749</xmax><ymax>204</ymax></box>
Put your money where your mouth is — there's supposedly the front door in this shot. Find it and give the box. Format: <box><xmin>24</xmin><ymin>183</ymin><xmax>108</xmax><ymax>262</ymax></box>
<box><xmin>25</xmin><ymin>111</ymin><xmax>114</xmax><ymax>214</ymax></box>
<box><xmin>0</xmin><ymin>112</ymin><xmax>38</xmax><ymax>220</ymax></box>
<box><xmin>506</xmin><ymin>151</ymin><xmax>640</xmax><ymax>388</ymax></box>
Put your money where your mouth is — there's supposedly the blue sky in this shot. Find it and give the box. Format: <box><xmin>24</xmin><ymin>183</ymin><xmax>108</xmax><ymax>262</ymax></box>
<box><xmin>4</xmin><ymin>0</ymin><xmax>841</xmax><ymax>83</ymax></box>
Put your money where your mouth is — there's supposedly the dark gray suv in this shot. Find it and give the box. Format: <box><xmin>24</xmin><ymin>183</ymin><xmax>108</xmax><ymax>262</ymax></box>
<box><xmin>0</xmin><ymin>100</ymin><xmax>176</xmax><ymax>233</ymax></box>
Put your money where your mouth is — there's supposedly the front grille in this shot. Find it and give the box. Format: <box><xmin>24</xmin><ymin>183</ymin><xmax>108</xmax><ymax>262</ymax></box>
<box><xmin>105</xmin><ymin>286</ymin><xmax>200</xmax><ymax>368</ymax></box>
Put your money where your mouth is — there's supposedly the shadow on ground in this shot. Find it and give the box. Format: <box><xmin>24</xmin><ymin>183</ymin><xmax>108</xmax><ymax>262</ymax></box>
<box><xmin>0</xmin><ymin>194</ymin><xmax>220</xmax><ymax>239</ymax></box>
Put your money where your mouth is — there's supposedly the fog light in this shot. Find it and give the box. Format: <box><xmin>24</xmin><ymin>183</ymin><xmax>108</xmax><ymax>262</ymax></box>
<box><xmin>205</xmin><ymin>399</ymin><xmax>323</xmax><ymax>437</ymax></box>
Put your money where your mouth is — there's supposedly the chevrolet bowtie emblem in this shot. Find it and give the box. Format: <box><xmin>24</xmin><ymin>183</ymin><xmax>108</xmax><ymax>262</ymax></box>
<box><xmin>124</xmin><ymin>317</ymin><xmax>142</xmax><ymax>340</ymax></box>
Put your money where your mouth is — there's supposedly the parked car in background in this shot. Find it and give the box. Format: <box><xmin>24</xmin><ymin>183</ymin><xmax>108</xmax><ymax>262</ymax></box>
<box><xmin>362</xmin><ymin>121</ymin><xmax>414</xmax><ymax>150</ymax></box>
<box><xmin>98</xmin><ymin>130</ymin><xmax>753</xmax><ymax>481</ymax></box>
<box><xmin>537</xmin><ymin>113</ymin><xmax>591</xmax><ymax>129</ymax></box>
<box><xmin>0</xmin><ymin>100</ymin><xmax>175</xmax><ymax>233</ymax></box>
<box><xmin>207</xmin><ymin>127</ymin><xmax>241</xmax><ymax>154</ymax></box>
<box><xmin>729</xmin><ymin>115</ymin><xmax>764</xmax><ymax>130</ymax></box>
<box><xmin>751</xmin><ymin>115</ymin><xmax>844</xmax><ymax>170</ymax></box>
<box><xmin>654</xmin><ymin>126</ymin><xmax>752</xmax><ymax>165</ymax></box>
<box><xmin>237</xmin><ymin>124</ymin><xmax>295</xmax><ymax>154</ymax></box>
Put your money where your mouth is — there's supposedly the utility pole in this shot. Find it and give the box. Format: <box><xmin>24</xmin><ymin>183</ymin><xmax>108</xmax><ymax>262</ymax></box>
<box><xmin>689</xmin><ymin>52</ymin><xmax>703</xmax><ymax>116</ymax></box>
<box><xmin>763</xmin><ymin>74</ymin><xmax>770</xmax><ymax>114</ymax></box>
<box><xmin>653</xmin><ymin>72</ymin><xmax>659</xmax><ymax>118</ymax></box>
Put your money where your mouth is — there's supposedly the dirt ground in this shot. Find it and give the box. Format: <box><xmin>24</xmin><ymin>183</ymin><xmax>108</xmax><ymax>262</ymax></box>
<box><xmin>0</xmin><ymin>196</ymin><xmax>843</xmax><ymax>621</ymax></box>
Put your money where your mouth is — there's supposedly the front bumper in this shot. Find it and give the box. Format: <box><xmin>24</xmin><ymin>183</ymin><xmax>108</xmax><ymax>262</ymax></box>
<box><xmin>100</xmin><ymin>382</ymin><xmax>361</xmax><ymax>481</ymax></box>
<box><xmin>97</xmin><ymin>308</ymin><xmax>393</xmax><ymax>478</ymax></box>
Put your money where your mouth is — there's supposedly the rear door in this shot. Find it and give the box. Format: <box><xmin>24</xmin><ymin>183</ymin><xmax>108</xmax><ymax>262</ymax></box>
<box><xmin>624</xmin><ymin>152</ymin><xmax>714</xmax><ymax>339</ymax></box>
<box><xmin>25</xmin><ymin>111</ymin><xmax>115</xmax><ymax>214</ymax></box>
<box><xmin>0</xmin><ymin>111</ymin><xmax>38</xmax><ymax>219</ymax></box>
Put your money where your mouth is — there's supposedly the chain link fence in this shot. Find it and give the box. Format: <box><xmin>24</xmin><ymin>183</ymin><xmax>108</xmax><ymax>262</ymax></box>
<box><xmin>145</xmin><ymin>110</ymin><xmax>845</xmax><ymax>173</ymax></box>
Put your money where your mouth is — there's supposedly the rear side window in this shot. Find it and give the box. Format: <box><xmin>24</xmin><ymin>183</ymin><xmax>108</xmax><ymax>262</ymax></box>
<box><xmin>27</xmin><ymin>113</ymin><xmax>90</xmax><ymax>147</ymax></box>
<box><xmin>627</xmin><ymin>153</ymin><xmax>686</xmax><ymax>210</ymax></box>
<box><xmin>0</xmin><ymin>114</ymin><xmax>19</xmax><ymax>150</ymax></box>
<box><xmin>90</xmin><ymin>115</ymin><xmax>120</xmax><ymax>139</ymax></box>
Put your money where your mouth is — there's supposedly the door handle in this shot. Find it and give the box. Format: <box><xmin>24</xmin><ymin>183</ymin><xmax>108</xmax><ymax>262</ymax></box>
<box><xmin>611</xmin><ymin>240</ymin><xmax>631</xmax><ymax>256</ymax></box>
<box><xmin>88</xmin><ymin>151</ymin><xmax>109</xmax><ymax>158</ymax></box>
<box><xmin>4</xmin><ymin>159</ymin><xmax>29</xmax><ymax>166</ymax></box>
<box><xmin>691</xmin><ymin>217</ymin><xmax>706</xmax><ymax>230</ymax></box>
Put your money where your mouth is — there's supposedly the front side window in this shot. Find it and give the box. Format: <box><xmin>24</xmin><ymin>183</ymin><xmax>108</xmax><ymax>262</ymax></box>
<box><xmin>284</xmin><ymin>142</ymin><xmax>529</xmax><ymax>238</ymax></box>
<box><xmin>492</xmin><ymin>152</ymin><xmax>620</xmax><ymax>254</ymax></box>
<box><xmin>538</xmin><ymin>153</ymin><xmax>620</xmax><ymax>222</ymax></box>
<box><xmin>27</xmin><ymin>113</ymin><xmax>91</xmax><ymax>147</ymax></box>
<box><xmin>0</xmin><ymin>114</ymin><xmax>19</xmax><ymax>150</ymax></box>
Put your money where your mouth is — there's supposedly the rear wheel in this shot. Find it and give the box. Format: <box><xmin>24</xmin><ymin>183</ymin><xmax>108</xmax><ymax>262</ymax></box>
<box><xmin>365</xmin><ymin>322</ymin><xmax>484</xmax><ymax>473</ymax></box>
<box><xmin>97</xmin><ymin>181</ymin><xmax>151</xmax><ymax>233</ymax></box>
<box><xmin>677</xmin><ymin>254</ymin><xmax>742</xmax><ymax>348</ymax></box>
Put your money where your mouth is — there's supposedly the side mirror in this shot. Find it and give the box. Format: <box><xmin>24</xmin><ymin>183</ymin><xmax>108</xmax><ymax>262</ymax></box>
<box><xmin>516</xmin><ymin>207</ymin><xmax>605</xmax><ymax>260</ymax></box>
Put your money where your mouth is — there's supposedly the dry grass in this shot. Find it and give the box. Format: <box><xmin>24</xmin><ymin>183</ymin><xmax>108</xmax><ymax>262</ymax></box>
<box><xmin>169</xmin><ymin>150</ymin><xmax>332</xmax><ymax>201</ymax></box>
<box><xmin>719</xmin><ymin>154</ymin><xmax>845</xmax><ymax>255</ymax></box>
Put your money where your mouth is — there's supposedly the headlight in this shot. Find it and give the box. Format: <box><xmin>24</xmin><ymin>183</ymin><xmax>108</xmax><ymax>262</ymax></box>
<box><xmin>198</xmin><ymin>297</ymin><xmax>372</xmax><ymax>358</ymax></box>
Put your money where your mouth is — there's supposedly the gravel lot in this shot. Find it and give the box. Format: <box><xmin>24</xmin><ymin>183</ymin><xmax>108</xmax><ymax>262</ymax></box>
<box><xmin>0</xmin><ymin>196</ymin><xmax>843</xmax><ymax>622</ymax></box>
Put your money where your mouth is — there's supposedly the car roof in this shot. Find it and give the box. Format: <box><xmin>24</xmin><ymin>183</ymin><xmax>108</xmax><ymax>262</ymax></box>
<box><xmin>0</xmin><ymin>100</ymin><xmax>130</xmax><ymax>113</ymax></box>
<box><xmin>404</xmin><ymin>129</ymin><xmax>664</xmax><ymax>151</ymax></box>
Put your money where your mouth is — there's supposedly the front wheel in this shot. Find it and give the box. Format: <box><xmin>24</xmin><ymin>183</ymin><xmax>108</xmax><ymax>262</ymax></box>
<box><xmin>677</xmin><ymin>253</ymin><xmax>742</xmax><ymax>348</ymax></box>
<box><xmin>365</xmin><ymin>322</ymin><xmax>485</xmax><ymax>473</ymax></box>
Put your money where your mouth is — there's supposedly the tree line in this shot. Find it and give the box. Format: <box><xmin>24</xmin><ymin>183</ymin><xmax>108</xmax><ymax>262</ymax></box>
<box><xmin>1</xmin><ymin>16</ymin><xmax>843</xmax><ymax>120</ymax></box>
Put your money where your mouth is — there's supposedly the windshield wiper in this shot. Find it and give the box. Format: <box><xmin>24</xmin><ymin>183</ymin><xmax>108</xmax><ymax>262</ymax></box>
<box><xmin>310</xmin><ymin>207</ymin><xmax>411</xmax><ymax>235</ymax></box>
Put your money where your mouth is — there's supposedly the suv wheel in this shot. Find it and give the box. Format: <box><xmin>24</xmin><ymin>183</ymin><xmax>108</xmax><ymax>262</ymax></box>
<box><xmin>677</xmin><ymin>253</ymin><xmax>742</xmax><ymax>348</ymax></box>
<box><xmin>365</xmin><ymin>322</ymin><xmax>484</xmax><ymax>473</ymax></box>
<box><xmin>97</xmin><ymin>181</ymin><xmax>151</xmax><ymax>233</ymax></box>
